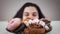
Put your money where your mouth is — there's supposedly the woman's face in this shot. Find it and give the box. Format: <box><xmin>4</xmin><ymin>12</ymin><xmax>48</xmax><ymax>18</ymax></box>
<box><xmin>23</xmin><ymin>6</ymin><xmax>39</xmax><ymax>20</ymax></box>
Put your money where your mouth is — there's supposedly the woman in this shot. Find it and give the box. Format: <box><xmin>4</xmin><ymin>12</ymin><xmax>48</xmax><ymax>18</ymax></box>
<box><xmin>6</xmin><ymin>2</ymin><xmax>52</xmax><ymax>34</ymax></box>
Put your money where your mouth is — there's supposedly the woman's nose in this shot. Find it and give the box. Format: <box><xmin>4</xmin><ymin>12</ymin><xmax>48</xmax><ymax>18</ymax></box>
<box><xmin>28</xmin><ymin>15</ymin><xmax>33</xmax><ymax>19</ymax></box>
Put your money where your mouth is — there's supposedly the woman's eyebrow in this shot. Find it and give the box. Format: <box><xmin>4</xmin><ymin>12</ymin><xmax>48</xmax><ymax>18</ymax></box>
<box><xmin>24</xmin><ymin>12</ymin><xmax>29</xmax><ymax>14</ymax></box>
<box><xmin>24</xmin><ymin>12</ymin><xmax>28</xmax><ymax>13</ymax></box>
<box><xmin>33</xmin><ymin>12</ymin><xmax>37</xmax><ymax>14</ymax></box>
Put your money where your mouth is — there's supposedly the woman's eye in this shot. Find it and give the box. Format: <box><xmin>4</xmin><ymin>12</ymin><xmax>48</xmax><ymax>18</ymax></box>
<box><xmin>24</xmin><ymin>12</ymin><xmax>29</xmax><ymax>16</ymax></box>
<box><xmin>24</xmin><ymin>13</ymin><xmax>29</xmax><ymax>16</ymax></box>
<box><xmin>25</xmin><ymin>14</ymin><xmax>29</xmax><ymax>16</ymax></box>
<box><xmin>32</xmin><ymin>13</ymin><xmax>37</xmax><ymax>16</ymax></box>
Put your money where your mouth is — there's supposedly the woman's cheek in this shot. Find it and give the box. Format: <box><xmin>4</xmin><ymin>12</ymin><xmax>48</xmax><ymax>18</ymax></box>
<box><xmin>23</xmin><ymin>16</ymin><xmax>28</xmax><ymax>19</ymax></box>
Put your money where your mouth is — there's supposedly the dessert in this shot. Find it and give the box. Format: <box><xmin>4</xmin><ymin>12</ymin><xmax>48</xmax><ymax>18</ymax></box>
<box><xmin>23</xmin><ymin>18</ymin><xmax>50</xmax><ymax>34</ymax></box>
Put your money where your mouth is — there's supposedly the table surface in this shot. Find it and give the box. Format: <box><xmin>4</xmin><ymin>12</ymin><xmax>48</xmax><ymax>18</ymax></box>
<box><xmin>0</xmin><ymin>21</ymin><xmax>60</xmax><ymax>34</ymax></box>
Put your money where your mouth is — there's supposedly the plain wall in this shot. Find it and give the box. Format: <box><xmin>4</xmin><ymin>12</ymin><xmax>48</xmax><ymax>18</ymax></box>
<box><xmin>0</xmin><ymin>0</ymin><xmax>60</xmax><ymax>21</ymax></box>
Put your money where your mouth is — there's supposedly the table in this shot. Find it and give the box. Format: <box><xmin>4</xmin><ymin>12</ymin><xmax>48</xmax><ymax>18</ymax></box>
<box><xmin>0</xmin><ymin>21</ymin><xmax>60</xmax><ymax>34</ymax></box>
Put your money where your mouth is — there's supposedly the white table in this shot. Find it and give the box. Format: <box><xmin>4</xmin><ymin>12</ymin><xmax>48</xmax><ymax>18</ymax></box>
<box><xmin>0</xmin><ymin>21</ymin><xmax>60</xmax><ymax>34</ymax></box>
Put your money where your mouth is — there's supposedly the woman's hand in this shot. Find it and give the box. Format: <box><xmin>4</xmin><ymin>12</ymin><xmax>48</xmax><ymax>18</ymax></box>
<box><xmin>40</xmin><ymin>18</ymin><xmax>52</xmax><ymax>32</ymax></box>
<box><xmin>40</xmin><ymin>18</ymin><xmax>51</xmax><ymax>23</ymax></box>
<box><xmin>7</xmin><ymin>18</ymin><xmax>21</xmax><ymax>31</ymax></box>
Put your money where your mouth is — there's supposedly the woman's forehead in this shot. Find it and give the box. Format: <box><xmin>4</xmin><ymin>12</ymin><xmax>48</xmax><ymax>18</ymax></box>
<box><xmin>24</xmin><ymin>6</ymin><xmax>38</xmax><ymax>12</ymax></box>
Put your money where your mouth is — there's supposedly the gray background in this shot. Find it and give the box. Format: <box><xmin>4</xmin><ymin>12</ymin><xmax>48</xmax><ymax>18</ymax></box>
<box><xmin>0</xmin><ymin>0</ymin><xmax>60</xmax><ymax>21</ymax></box>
